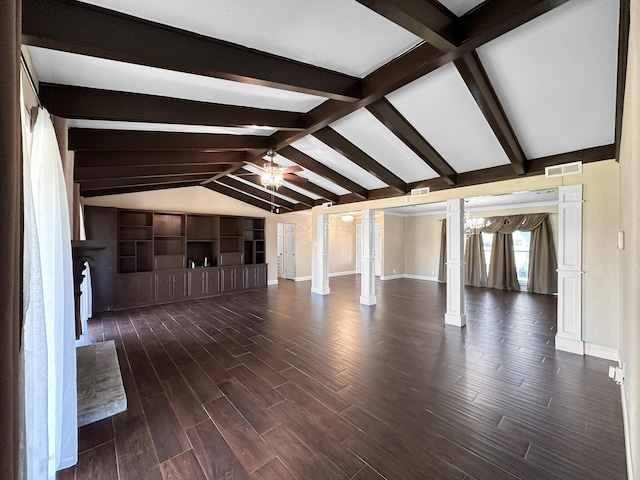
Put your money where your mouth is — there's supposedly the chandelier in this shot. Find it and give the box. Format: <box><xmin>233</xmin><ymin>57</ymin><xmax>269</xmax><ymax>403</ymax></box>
<box><xmin>261</xmin><ymin>150</ymin><xmax>284</xmax><ymax>190</ymax></box>
<box><xmin>464</xmin><ymin>210</ymin><xmax>485</xmax><ymax>237</ymax></box>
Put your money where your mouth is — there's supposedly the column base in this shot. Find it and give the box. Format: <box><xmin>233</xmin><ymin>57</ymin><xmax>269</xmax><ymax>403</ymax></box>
<box><xmin>311</xmin><ymin>286</ymin><xmax>330</xmax><ymax>295</ymax></box>
<box><xmin>555</xmin><ymin>335</ymin><xmax>585</xmax><ymax>355</ymax></box>
<box><xmin>360</xmin><ymin>295</ymin><xmax>377</xmax><ymax>306</ymax></box>
<box><xmin>445</xmin><ymin>313</ymin><xmax>466</xmax><ymax>327</ymax></box>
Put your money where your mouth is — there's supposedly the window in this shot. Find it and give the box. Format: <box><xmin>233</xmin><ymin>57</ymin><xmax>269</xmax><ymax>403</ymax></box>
<box><xmin>482</xmin><ymin>231</ymin><xmax>531</xmax><ymax>286</ymax></box>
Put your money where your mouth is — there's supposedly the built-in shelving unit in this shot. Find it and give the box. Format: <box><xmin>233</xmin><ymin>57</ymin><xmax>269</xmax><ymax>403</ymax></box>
<box><xmin>244</xmin><ymin>217</ymin><xmax>265</xmax><ymax>264</ymax></box>
<box><xmin>88</xmin><ymin>206</ymin><xmax>268</xmax><ymax>311</ymax></box>
<box><xmin>118</xmin><ymin>210</ymin><xmax>153</xmax><ymax>274</ymax></box>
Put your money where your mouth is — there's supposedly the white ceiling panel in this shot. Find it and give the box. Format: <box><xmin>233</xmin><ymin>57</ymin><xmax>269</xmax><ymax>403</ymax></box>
<box><xmin>227</xmin><ymin>174</ymin><xmax>299</xmax><ymax>204</ymax></box>
<box><xmin>259</xmin><ymin>153</ymin><xmax>350</xmax><ymax>196</ymax></box>
<box><xmin>330</xmin><ymin>109</ymin><xmax>438</xmax><ymax>182</ymax></box>
<box><xmin>29</xmin><ymin>47</ymin><xmax>325</xmax><ymax>112</ymax></box>
<box><xmin>477</xmin><ymin>0</ymin><xmax>619</xmax><ymax>159</ymax></box>
<box><xmin>387</xmin><ymin>63</ymin><xmax>511</xmax><ymax>173</ymax></box>
<box><xmin>437</xmin><ymin>0</ymin><xmax>485</xmax><ymax>17</ymax></box>
<box><xmin>291</xmin><ymin>136</ymin><xmax>387</xmax><ymax>190</ymax></box>
<box><xmin>66</xmin><ymin>119</ymin><xmax>277</xmax><ymax>136</ymax></box>
<box><xmin>77</xmin><ymin>0</ymin><xmax>422</xmax><ymax>78</ymax></box>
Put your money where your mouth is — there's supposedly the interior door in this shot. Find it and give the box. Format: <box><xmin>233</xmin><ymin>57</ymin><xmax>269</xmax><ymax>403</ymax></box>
<box><xmin>277</xmin><ymin>223</ymin><xmax>284</xmax><ymax>278</ymax></box>
<box><xmin>285</xmin><ymin>223</ymin><xmax>295</xmax><ymax>280</ymax></box>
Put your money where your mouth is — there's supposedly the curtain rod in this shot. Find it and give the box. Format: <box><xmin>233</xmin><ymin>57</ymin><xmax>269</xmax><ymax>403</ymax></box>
<box><xmin>20</xmin><ymin>52</ymin><xmax>42</xmax><ymax>107</ymax></box>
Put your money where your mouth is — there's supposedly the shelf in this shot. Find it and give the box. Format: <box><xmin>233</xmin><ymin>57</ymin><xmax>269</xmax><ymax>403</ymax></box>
<box><xmin>154</xmin><ymin>213</ymin><xmax>186</xmax><ymax>236</ymax></box>
<box><xmin>120</xmin><ymin>224</ymin><xmax>152</xmax><ymax>229</ymax></box>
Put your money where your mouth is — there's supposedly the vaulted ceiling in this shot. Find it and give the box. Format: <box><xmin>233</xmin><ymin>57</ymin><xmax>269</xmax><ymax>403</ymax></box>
<box><xmin>22</xmin><ymin>0</ymin><xmax>629</xmax><ymax>213</ymax></box>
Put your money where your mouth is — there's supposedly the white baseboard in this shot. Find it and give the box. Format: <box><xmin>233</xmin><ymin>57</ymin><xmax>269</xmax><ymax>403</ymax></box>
<box><xmin>329</xmin><ymin>270</ymin><xmax>357</xmax><ymax>278</ymax></box>
<box><xmin>620</xmin><ymin>373</ymin><xmax>635</xmax><ymax>480</ymax></box>
<box><xmin>405</xmin><ymin>274</ymin><xmax>439</xmax><ymax>282</ymax></box>
<box><xmin>380</xmin><ymin>273</ymin><xmax>439</xmax><ymax>282</ymax></box>
<box><xmin>267</xmin><ymin>279</ymin><xmax>278</xmax><ymax>286</ymax></box>
<box><xmin>555</xmin><ymin>335</ymin><xmax>585</xmax><ymax>355</ymax></box>
<box><xmin>294</xmin><ymin>276</ymin><xmax>311</xmax><ymax>282</ymax></box>
<box><xmin>311</xmin><ymin>286</ymin><xmax>330</xmax><ymax>295</ymax></box>
<box><xmin>584</xmin><ymin>343</ymin><xmax>620</xmax><ymax>362</ymax></box>
<box><xmin>380</xmin><ymin>274</ymin><xmax>404</xmax><ymax>281</ymax></box>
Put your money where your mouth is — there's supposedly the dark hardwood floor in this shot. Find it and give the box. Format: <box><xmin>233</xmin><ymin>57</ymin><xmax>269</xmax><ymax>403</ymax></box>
<box><xmin>59</xmin><ymin>276</ymin><xmax>627</xmax><ymax>480</ymax></box>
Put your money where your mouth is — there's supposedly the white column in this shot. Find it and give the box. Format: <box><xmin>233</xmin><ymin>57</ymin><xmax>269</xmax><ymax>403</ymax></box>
<box><xmin>445</xmin><ymin>199</ymin><xmax>466</xmax><ymax>327</ymax></box>
<box><xmin>311</xmin><ymin>214</ymin><xmax>330</xmax><ymax>295</ymax></box>
<box><xmin>360</xmin><ymin>209</ymin><xmax>377</xmax><ymax>305</ymax></box>
<box><xmin>556</xmin><ymin>185</ymin><xmax>584</xmax><ymax>355</ymax></box>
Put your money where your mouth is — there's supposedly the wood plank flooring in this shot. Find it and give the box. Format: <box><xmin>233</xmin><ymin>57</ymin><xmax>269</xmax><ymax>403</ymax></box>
<box><xmin>59</xmin><ymin>276</ymin><xmax>627</xmax><ymax>480</ymax></box>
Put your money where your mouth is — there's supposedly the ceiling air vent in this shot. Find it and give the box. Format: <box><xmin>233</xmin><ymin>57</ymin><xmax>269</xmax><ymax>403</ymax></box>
<box><xmin>545</xmin><ymin>161</ymin><xmax>582</xmax><ymax>178</ymax></box>
<box><xmin>322</xmin><ymin>201</ymin><xmax>333</xmax><ymax>209</ymax></box>
<box><xmin>411</xmin><ymin>187</ymin><xmax>430</xmax><ymax>197</ymax></box>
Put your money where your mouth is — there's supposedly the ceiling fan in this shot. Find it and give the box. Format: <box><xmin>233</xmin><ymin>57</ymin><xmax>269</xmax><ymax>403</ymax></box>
<box><xmin>236</xmin><ymin>149</ymin><xmax>305</xmax><ymax>189</ymax></box>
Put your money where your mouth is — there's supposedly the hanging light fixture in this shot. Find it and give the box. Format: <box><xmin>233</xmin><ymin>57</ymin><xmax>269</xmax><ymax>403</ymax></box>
<box><xmin>261</xmin><ymin>149</ymin><xmax>284</xmax><ymax>190</ymax></box>
<box><xmin>464</xmin><ymin>210</ymin><xmax>485</xmax><ymax>237</ymax></box>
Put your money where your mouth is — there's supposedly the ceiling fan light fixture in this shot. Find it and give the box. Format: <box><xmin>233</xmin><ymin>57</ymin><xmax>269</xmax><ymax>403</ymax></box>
<box><xmin>261</xmin><ymin>149</ymin><xmax>284</xmax><ymax>190</ymax></box>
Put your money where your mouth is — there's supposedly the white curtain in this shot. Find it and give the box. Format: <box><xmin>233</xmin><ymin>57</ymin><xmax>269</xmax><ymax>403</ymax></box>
<box><xmin>22</xmin><ymin>101</ymin><xmax>78</xmax><ymax>478</ymax></box>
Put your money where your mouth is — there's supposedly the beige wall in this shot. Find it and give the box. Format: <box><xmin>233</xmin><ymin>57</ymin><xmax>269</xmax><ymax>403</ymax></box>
<box><xmin>383</xmin><ymin>213</ymin><xmax>406</xmax><ymax>277</ymax></box>
<box><xmin>619</xmin><ymin>0</ymin><xmax>640</xmax><ymax>474</ymax></box>
<box><xmin>84</xmin><ymin>186</ymin><xmax>280</xmax><ymax>282</ymax></box>
<box><xmin>328</xmin><ymin>215</ymin><xmax>357</xmax><ymax>274</ymax></box>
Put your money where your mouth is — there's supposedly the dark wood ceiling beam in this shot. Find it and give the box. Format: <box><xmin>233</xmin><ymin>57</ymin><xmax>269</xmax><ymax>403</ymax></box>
<box><xmin>366</xmin><ymin>98</ymin><xmax>457</xmax><ymax>185</ymax></box>
<box><xmin>279</xmin><ymin>146</ymin><xmax>368</xmax><ymax>200</ymax></box>
<box><xmin>204</xmin><ymin>183</ymin><xmax>274</xmax><ymax>213</ymax></box>
<box><xmin>82</xmin><ymin>181</ymin><xmax>203</xmax><ymax>197</ymax></box>
<box><xmin>69</xmin><ymin>129</ymin><xmax>271</xmax><ymax>152</ymax></box>
<box><xmin>355</xmin><ymin>0</ymin><xmax>457</xmax><ymax>52</ymax></box>
<box><xmin>74</xmin><ymin>151</ymin><xmax>245</xmax><ymax>169</ymax></box>
<box><xmin>615</xmin><ymin>0</ymin><xmax>630</xmax><ymax>160</ymax></box>
<box><xmin>454</xmin><ymin>51</ymin><xmax>527</xmax><ymax>175</ymax></box>
<box><xmin>40</xmin><ymin>83</ymin><xmax>306</xmax><ymax>130</ymax></box>
<box><xmin>231</xmin><ymin>174</ymin><xmax>315</xmax><ymax>207</ymax></box>
<box><xmin>79</xmin><ymin>174</ymin><xmax>214</xmax><ymax>192</ymax></box>
<box><xmin>22</xmin><ymin>0</ymin><xmax>361</xmax><ymax>101</ymax></box>
<box><xmin>312</xmin><ymin>127</ymin><xmax>407</xmax><ymax>194</ymax></box>
<box><xmin>216</xmin><ymin>177</ymin><xmax>295</xmax><ymax>211</ymax></box>
<box><xmin>283</xmin><ymin>178</ymin><xmax>339</xmax><ymax>204</ymax></box>
<box><xmin>75</xmin><ymin>163</ymin><xmax>228</xmax><ymax>182</ymax></box>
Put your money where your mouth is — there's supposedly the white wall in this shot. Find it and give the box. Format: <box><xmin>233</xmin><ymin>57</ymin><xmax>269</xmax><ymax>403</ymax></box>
<box><xmin>619</xmin><ymin>0</ymin><xmax>640</xmax><ymax>474</ymax></box>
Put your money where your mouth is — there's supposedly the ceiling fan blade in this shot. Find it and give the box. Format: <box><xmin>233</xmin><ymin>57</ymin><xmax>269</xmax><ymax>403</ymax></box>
<box><xmin>281</xmin><ymin>166</ymin><xmax>303</xmax><ymax>174</ymax></box>
<box><xmin>283</xmin><ymin>173</ymin><xmax>306</xmax><ymax>182</ymax></box>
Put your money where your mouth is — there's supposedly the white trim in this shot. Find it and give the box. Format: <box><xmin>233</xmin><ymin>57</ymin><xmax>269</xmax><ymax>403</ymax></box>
<box><xmin>360</xmin><ymin>295</ymin><xmax>377</xmax><ymax>305</ymax></box>
<box><xmin>267</xmin><ymin>279</ymin><xmax>279</xmax><ymax>286</ymax></box>
<box><xmin>405</xmin><ymin>274</ymin><xmax>439</xmax><ymax>282</ymax></box>
<box><xmin>311</xmin><ymin>286</ymin><xmax>330</xmax><ymax>295</ymax></box>
<box><xmin>555</xmin><ymin>335</ymin><xmax>585</xmax><ymax>355</ymax></box>
<box><xmin>294</xmin><ymin>276</ymin><xmax>312</xmax><ymax>282</ymax></box>
<box><xmin>445</xmin><ymin>313</ymin><xmax>467</xmax><ymax>327</ymax></box>
<box><xmin>329</xmin><ymin>270</ymin><xmax>357</xmax><ymax>278</ymax></box>
<box><xmin>584</xmin><ymin>343</ymin><xmax>620</xmax><ymax>362</ymax></box>
<box><xmin>380</xmin><ymin>274</ymin><xmax>404</xmax><ymax>281</ymax></box>
<box><xmin>620</xmin><ymin>374</ymin><xmax>635</xmax><ymax>480</ymax></box>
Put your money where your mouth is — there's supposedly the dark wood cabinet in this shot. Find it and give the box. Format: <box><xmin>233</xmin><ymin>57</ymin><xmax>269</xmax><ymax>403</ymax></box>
<box><xmin>85</xmin><ymin>207</ymin><xmax>267</xmax><ymax>311</ymax></box>
<box><xmin>84</xmin><ymin>206</ymin><xmax>117</xmax><ymax>312</ymax></box>
<box><xmin>155</xmin><ymin>271</ymin><xmax>188</xmax><ymax>303</ymax></box>
<box><xmin>115</xmin><ymin>273</ymin><xmax>154</xmax><ymax>309</ymax></box>
<box><xmin>246</xmin><ymin>264</ymin><xmax>267</xmax><ymax>289</ymax></box>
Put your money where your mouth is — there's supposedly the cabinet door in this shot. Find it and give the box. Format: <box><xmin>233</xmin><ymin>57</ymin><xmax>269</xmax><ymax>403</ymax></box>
<box><xmin>245</xmin><ymin>265</ymin><xmax>257</xmax><ymax>289</ymax></box>
<box><xmin>115</xmin><ymin>275</ymin><xmax>137</xmax><ymax>310</ymax></box>
<box><xmin>189</xmin><ymin>270</ymin><xmax>207</xmax><ymax>298</ymax></box>
<box><xmin>207</xmin><ymin>268</ymin><xmax>221</xmax><ymax>295</ymax></box>
<box><xmin>85</xmin><ymin>206</ymin><xmax>117</xmax><ymax>312</ymax></box>
<box><xmin>255</xmin><ymin>264</ymin><xmax>267</xmax><ymax>288</ymax></box>
<box><xmin>220</xmin><ymin>267</ymin><xmax>235</xmax><ymax>293</ymax></box>
<box><xmin>155</xmin><ymin>272</ymin><xmax>173</xmax><ymax>303</ymax></box>
<box><xmin>235</xmin><ymin>266</ymin><xmax>246</xmax><ymax>290</ymax></box>
<box><xmin>135</xmin><ymin>273</ymin><xmax>155</xmax><ymax>306</ymax></box>
<box><xmin>173</xmin><ymin>271</ymin><xmax>189</xmax><ymax>301</ymax></box>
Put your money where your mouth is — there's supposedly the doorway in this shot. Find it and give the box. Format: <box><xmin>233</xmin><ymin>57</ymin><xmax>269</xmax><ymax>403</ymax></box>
<box><xmin>277</xmin><ymin>222</ymin><xmax>296</xmax><ymax>280</ymax></box>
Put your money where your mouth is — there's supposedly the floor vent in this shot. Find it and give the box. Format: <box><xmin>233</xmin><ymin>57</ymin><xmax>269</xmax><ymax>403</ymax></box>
<box><xmin>545</xmin><ymin>161</ymin><xmax>582</xmax><ymax>178</ymax></box>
